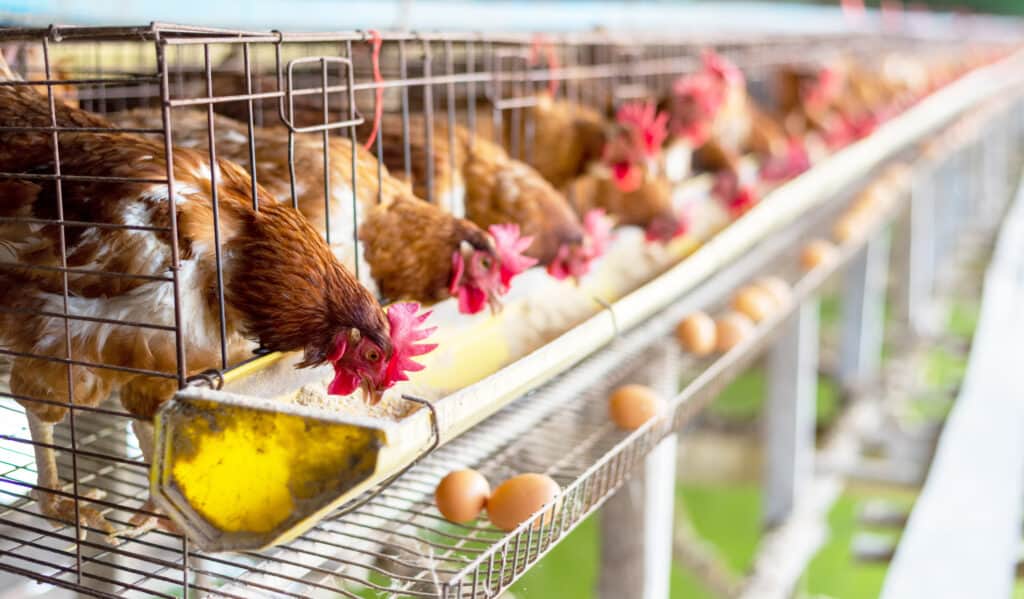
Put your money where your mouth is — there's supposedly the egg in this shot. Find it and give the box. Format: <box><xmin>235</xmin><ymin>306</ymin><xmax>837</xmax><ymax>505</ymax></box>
<box><xmin>832</xmin><ymin>213</ymin><xmax>865</xmax><ymax>243</ymax></box>
<box><xmin>853</xmin><ymin>187</ymin><xmax>882</xmax><ymax>211</ymax></box>
<box><xmin>882</xmin><ymin>163</ymin><xmax>911</xmax><ymax>188</ymax></box>
<box><xmin>753</xmin><ymin>276</ymin><xmax>791</xmax><ymax>308</ymax></box>
<box><xmin>487</xmin><ymin>473</ymin><xmax>561</xmax><ymax>532</ymax></box>
<box><xmin>609</xmin><ymin>384</ymin><xmax>666</xmax><ymax>430</ymax></box>
<box><xmin>732</xmin><ymin>286</ymin><xmax>774</xmax><ymax>323</ymax></box>
<box><xmin>675</xmin><ymin>311</ymin><xmax>716</xmax><ymax>356</ymax></box>
<box><xmin>435</xmin><ymin>469</ymin><xmax>491</xmax><ymax>524</ymax></box>
<box><xmin>716</xmin><ymin>311</ymin><xmax>755</xmax><ymax>352</ymax></box>
<box><xmin>801</xmin><ymin>239</ymin><xmax>838</xmax><ymax>271</ymax></box>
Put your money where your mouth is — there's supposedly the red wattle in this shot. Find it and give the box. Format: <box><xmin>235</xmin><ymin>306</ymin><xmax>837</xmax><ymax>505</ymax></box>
<box><xmin>327</xmin><ymin>366</ymin><xmax>360</xmax><ymax>396</ymax></box>
<box><xmin>457</xmin><ymin>285</ymin><xmax>488</xmax><ymax>315</ymax></box>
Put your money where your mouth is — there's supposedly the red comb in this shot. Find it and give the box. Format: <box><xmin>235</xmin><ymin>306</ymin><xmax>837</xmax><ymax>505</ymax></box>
<box><xmin>701</xmin><ymin>49</ymin><xmax>744</xmax><ymax>86</ymax></box>
<box><xmin>616</xmin><ymin>100</ymin><xmax>669</xmax><ymax>158</ymax></box>
<box><xmin>583</xmin><ymin>209</ymin><xmax>615</xmax><ymax>260</ymax></box>
<box><xmin>671</xmin><ymin>72</ymin><xmax>723</xmax><ymax>145</ymax></box>
<box><xmin>674</xmin><ymin>73</ymin><xmax>722</xmax><ymax>114</ymax></box>
<box><xmin>489</xmin><ymin>223</ymin><xmax>538</xmax><ymax>290</ymax></box>
<box><xmin>383</xmin><ymin>302</ymin><xmax>438</xmax><ymax>386</ymax></box>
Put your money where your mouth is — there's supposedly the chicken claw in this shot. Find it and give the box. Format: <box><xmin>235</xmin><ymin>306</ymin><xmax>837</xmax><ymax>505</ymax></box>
<box><xmin>112</xmin><ymin>497</ymin><xmax>181</xmax><ymax>540</ymax></box>
<box><xmin>35</xmin><ymin>486</ymin><xmax>120</xmax><ymax>544</ymax></box>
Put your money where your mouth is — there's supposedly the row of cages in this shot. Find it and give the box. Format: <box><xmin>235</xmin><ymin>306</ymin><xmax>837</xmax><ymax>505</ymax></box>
<box><xmin>0</xmin><ymin>19</ymin><xmax>1019</xmax><ymax>598</ymax></box>
<box><xmin>0</xmin><ymin>25</ymin><xmax>994</xmax><ymax>384</ymax></box>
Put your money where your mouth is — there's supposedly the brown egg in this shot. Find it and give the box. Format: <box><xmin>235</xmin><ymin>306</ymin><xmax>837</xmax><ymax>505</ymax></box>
<box><xmin>921</xmin><ymin>140</ymin><xmax>942</xmax><ymax>160</ymax></box>
<box><xmin>435</xmin><ymin>469</ymin><xmax>491</xmax><ymax>524</ymax></box>
<box><xmin>832</xmin><ymin>213</ymin><xmax>865</xmax><ymax>243</ymax></box>
<box><xmin>732</xmin><ymin>286</ymin><xmax>774</xmax><ymax>323</ymax></box>
<box><xmin>853</xmin><ymin>186</ymin><xmax>883</xmax><ymax>211</ymax></box>
<box><xmin>753</xmin><ymin>277</ymin><xmax>792</xmax><ymax>308</ymax></box>
<box><xmin>609</xmin><ymin>384</ymin><xmax>666</xmax><ymax>430</ymax></box>
<box><xmin>716</xmin><ymin>311</ymin><xmax>754</xmax><ymax>352</ymax></box>
<box><xmin>881</xmin><ymin>163</ymin><xmax>910</xmax><ymax>188</ymax></box>
<box><xmin>488</xmin><ymin>473</ymin><xmax>561</xmax><ymax>532</ymax></box>
<box><xmin>801</xmin><ymin>239</ymin><xmax>838</xmax><ymax>271</ymax></box>
<box><xmin>675</xmin><ymin>311</ymin><xmax>717</xmax><ymax>356</ymax></box>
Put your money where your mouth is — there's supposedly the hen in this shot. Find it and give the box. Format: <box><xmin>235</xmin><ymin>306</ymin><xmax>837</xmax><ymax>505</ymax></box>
<box><xmin>566</xmin><ymin>100</ymin><xmax>683</xmax><ymax>242</ymax></box>
<box><xmin>361</xmin><ymin>113</ymin><xmax>608</xmax><ymax>281</ymax></box>
<box><xmin>666</xmin><ymin>50</ymin><xmax>803</xmax><ymax>216</ymax></box>
<box><xmin>110</xmin><ymin>109</ymin><xmax>532</xmax><ymax>315</ymax></box>
<box><xmin>500</xmin><ymin>95</ymin><xmax>683</xmax><ymax>244</ymax></box>
<box><xmin>0</xmin><ymin>65</ymin><xmax>435</xmax><ymax>540</ymax></box>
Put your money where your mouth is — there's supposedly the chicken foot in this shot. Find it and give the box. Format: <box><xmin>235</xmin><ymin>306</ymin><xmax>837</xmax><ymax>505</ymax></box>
<box><xmin>109</xmin><ymin>419</ymin><xmax>179</xmax><ymax>539</ymax></box>
<box><xmin>26</xmin><ymin>411</ymin><xmax>120</xmax><ymax>543</ymax></box>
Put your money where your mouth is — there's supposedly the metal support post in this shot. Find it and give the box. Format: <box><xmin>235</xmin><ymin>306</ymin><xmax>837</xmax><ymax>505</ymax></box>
<box><xmin>598</xmin><ymin>343</ymin><xmax>680</xmax><ymax>599</ymax></box>
<box><xmin>839</xmin><ymin>229</ymin><xmax>891</xmax><ymax>392</ymax></box>
<box><xmin>907</xmin><ymin>168</ymin><xmax>939</xmax><ymax>338</ymax></box>
<box><xmin>763</xmin><ymin>298</ymin><xmax>820</xmax><ymax>527</ymax></box>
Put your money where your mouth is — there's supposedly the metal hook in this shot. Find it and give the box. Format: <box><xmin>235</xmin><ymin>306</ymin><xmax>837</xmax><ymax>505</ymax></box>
<box><xmin>185</xmin><ymin>369</ymin><xmax>225</xmax><ymax>391</ymax></box>
<box><xmin>46</xmin><ymin>25</ymin><xmax>63</xmax><ymax>43</ymax></box>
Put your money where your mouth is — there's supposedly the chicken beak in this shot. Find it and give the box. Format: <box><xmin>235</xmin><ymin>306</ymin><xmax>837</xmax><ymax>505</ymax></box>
<box><xmin>487</xmin><ymin>290</ymin><xmax>504</xmax><ymax>315</ymax></box>
<box><xmin>360</xmin><ymin>377</ymin><xmax>384</xmax><ymax>406</ymax></box>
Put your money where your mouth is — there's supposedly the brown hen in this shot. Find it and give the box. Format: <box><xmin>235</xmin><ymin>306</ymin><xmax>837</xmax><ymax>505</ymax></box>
<box><xmin>498</xmin><ymin>94</ymin><xmax>683</xmax><ymax>244</ymax></box>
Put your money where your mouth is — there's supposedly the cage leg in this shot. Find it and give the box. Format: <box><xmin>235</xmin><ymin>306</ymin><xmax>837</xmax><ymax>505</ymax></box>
<box><xmin>838</xmin><ymin>229</ymin><xmax>891</xmax><ymax>394</ymax></box>
<box><xmin>75</xmin><ymin>408</ymin><xmax>132</xmax><ymax>596</ymax></box>
<box><xmin>763</xmin><ymin>298</ymin><xmax>820</xmax><ymax>528</ymax></box>
<box><xmin>126</xmin><ymin>419</ymin><xmax>157</xmax><ymax>529</ymax></box>
<box><xmin>119</xmin><ymin>420</ymin><xmax>177</xmax><ymax>537</ymax></box>
<box><xmin>597</xmin><ymin>438</ymin><xmax>678</xmax><ymax>599</ymax></box>
<box><xmin>597</xmin><ymin>344</ymin><xmax>678</xmax><ymax>599</ymax></box>
<box><xmin>26</xmin><ymin>411</ymin><xmax>117</xmax><ymax>541</ymax></box>
<box><xmin>906</xmin><ymin>169</ymin><xmax>938</xmax><ymax>339</ymax></box>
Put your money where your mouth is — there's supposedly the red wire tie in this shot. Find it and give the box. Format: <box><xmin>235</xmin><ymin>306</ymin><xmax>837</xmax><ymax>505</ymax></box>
<box><xmin>528</xmin><ymin>34</ymin><xmax>560</xmax><ymax>97</ymax></box>
<box><xmin>881</xmin><ymin>0</ymin><xmax>904</xmax><ymax>32</ymax></box>
<box><xmin>363</xmin><ymin>29</ymin><xmax>384</xmax><ymax>151</ymax></box>
<box><xmin>840</xmin><ymin>0</ymin><xmax>866</xmax><ymax>24</ymax></box>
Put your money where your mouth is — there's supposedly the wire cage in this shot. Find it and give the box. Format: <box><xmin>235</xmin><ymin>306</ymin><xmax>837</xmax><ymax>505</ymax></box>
<box><xmin>0</xmin><ymin>20</ymin><xmax>1017</xmax><ymax>598</ymax></box>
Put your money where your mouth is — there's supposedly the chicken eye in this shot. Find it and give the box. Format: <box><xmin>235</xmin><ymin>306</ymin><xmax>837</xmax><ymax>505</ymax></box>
<box><xmin>479</xmin><ymin>255</ymin><xmax>493</xmax><ymax>270</ymax></box>
<box><xmin>365</xmin><ymin>349</ymin><xmax>381</xmax><ymax>362</ymax></box>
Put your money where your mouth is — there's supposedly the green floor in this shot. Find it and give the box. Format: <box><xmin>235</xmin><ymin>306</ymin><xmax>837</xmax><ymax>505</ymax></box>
<box><xmin>510</xmin><ymin>484</ymin><xmax>914</xmax><ymax>599</ymax></box>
